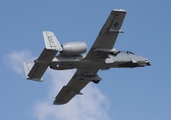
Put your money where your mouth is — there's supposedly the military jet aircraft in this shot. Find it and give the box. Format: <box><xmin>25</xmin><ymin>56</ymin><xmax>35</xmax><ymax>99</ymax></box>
<box><xmin>23</xmin><ymin>9</ymin><xmax>150</xmax><ymax>105</ymax></box>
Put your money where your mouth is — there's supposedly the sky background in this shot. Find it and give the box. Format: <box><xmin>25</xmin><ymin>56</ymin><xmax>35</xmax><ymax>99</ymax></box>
<box><xmin>1</xmin><ymin>1</ymin><xmax>171</xmax><ymax>120</ymax></box>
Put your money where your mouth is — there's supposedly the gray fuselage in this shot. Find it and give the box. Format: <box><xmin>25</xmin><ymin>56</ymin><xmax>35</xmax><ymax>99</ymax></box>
<box><xmin>49</xmin><ymin>51</ymin><xmax>150</xmax><ymax>70</ymax></box>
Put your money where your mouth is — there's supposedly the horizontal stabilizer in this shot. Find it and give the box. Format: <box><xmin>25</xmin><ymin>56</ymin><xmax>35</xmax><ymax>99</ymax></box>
<box><xmin>23</xmin><ymin>31</ymin><xmax>62</xmax><ymax>81</ymax></box>
<box><xmin>37</xmin><ymin>48</ymin><xmax>58</xmax><ymax>61</ymax></box>
<box><xmin>43</xmin><ymin>31</ymin><xmax>63</xmax><ymax>51</ymax></box>
<box><xmin>23</xmin><ymin>62</ymin><xmax>44</xmax><ymax>82</ymax></box>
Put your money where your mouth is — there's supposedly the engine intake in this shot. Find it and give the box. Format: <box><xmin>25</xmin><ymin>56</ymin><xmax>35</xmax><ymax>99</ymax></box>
<box><xmin>60</xmin><ymin>42</ymin><xmax>87</xmax><ymax>56</ymax></box>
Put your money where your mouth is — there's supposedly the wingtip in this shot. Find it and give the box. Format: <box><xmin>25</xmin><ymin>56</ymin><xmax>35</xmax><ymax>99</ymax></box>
<box><xmin>112</xmin><ymin>9</ymin><xmax>126</xmax><ymax>12</ymax></box>
<box><xmin>53</xmin><ymin>100</ymin><xmax>67</xmax><ymax>105</ymax></box>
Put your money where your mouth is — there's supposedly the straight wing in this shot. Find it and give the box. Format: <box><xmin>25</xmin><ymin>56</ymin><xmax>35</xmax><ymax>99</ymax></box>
<box><xmin>54</xmin><ymin>9</ymin><xmax>127</xmax><ymax>104</ymax></box>
<box><xmin>86</xmin><ymin>9</ymin><xmax>126</xmax><ymax>59</ymax></box>
<box><xmin>53</xmin><ymin>68</ymin><xmax>100</xmax><ymax>105</ymax></box>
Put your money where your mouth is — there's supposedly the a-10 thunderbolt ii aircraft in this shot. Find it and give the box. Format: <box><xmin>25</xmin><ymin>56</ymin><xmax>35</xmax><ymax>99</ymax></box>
<box><xmin>23</xmin><ymin>9</ymin><xmax>150</xmax><ymax>105</ymax></box>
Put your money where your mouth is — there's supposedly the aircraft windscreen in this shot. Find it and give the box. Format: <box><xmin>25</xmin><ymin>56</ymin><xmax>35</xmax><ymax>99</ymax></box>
<box><xmin>121</xmin><ymin>51</ymin><xmax>135</xmax><ymax>54</ymax></box>
<box><xmin>127</xmin><ymin>51</ymin><xmax>135</xmax><ymax>54</ymax></box>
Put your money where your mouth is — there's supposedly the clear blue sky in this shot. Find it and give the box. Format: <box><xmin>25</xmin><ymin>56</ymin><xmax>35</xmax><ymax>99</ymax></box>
<box><xmin>1</xmin><ymin>1</ymin><xmax>171</xmax><ymax>120</ymax></box>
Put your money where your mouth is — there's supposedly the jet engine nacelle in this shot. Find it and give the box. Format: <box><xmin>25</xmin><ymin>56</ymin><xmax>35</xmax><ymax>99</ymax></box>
<box><xmin>60</xmin><ymin>42</ymin><xmax>87</xmax><ymax>56</ymax></box>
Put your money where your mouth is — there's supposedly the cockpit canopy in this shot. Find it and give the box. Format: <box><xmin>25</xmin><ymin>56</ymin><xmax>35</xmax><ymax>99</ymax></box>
<box><xmin>120</xmin><ymin>51</ymin><xmax>135</xmax><ymax>54</ymax></box>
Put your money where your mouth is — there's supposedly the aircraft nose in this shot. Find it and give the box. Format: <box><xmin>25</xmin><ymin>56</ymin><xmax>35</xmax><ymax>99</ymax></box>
<box><xmin>144</xmin><ymin>59</ymin><xmax>151</xmax><ymax>66</ymax></box>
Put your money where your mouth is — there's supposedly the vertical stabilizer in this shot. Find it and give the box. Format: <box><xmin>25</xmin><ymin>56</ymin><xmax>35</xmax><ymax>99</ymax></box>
<box><xmin>43</xmin><ymin>31</ymin><xmax>63</xmax><ymax>51</ymax></box>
